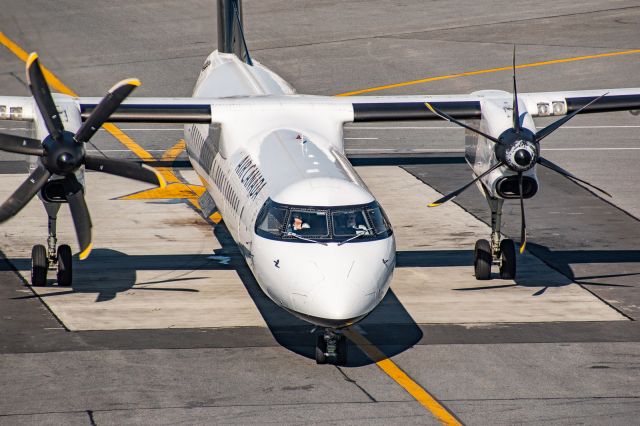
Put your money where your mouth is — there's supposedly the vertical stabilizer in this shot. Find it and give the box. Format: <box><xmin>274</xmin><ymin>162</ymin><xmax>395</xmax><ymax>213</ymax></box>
<box><xmin>217</xmin><ymin>0</ymin><xmax>252</xmax><ymax>65</ymax></box>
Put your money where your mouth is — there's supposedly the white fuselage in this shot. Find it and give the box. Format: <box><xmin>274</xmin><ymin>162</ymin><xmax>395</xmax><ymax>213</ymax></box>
<box><xmin>184</xmin><ymin>52</ymin><xmax>396</xmax><ymax>327</ymax></box>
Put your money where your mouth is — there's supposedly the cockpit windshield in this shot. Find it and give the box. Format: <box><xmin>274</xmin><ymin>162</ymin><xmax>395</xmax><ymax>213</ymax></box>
<box><xmin>255</xmin><ymin>199</ymin><xmax>392</xmax><ymax>243</ymax></box>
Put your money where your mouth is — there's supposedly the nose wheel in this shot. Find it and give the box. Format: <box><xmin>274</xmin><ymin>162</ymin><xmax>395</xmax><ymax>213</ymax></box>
<box><xmin>316</xmin><ymin>330</ymin><xmax>347</xmax><ymax>365</ymax></box>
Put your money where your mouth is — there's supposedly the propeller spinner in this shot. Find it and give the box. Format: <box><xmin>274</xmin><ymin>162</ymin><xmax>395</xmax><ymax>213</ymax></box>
<box><xmin>0</xmin><ymin>53</ymin><xmax>166</xmax><ymax>260</ymax></box>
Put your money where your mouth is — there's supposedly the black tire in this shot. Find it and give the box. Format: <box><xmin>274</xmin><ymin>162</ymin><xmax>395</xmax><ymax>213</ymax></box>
<box><xmin>315</xmin><ymin>335</ymin><xmax>327</xmax><ymax>364</ymax></box>
<box><xmin>336</xmin><ymin>335</ymin><xmax>348</xmax><ymax>366</ymax></box>
<box><xmin>474</xmin><ymin>239</ymin><xmax>492</xmax><ymax>280</ymax></box>
<box><xmin>31</xmin><ymin>244</ymin><xmax>48</xmax><ymax>287</ymax></box>
<box><xmin>56</xmin><ymin>244</ymin><xmax>73</xmax><ymax>287</ymax></box>
<box><xmin>499</xmin><ymin>239</ymin><xmax>516</xmax><ymax>280</ymax></box>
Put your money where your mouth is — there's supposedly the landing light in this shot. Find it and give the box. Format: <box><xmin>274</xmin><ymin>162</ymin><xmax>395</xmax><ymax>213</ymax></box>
<box><xmin>553</xmin><ymin>101</ymin><xmax>566</xmax><ymax>115</ymax></box>
<box><xmin>537</xmin><ymin>102</ymin><xmax>550</xmax><ymax>116</ymax></box>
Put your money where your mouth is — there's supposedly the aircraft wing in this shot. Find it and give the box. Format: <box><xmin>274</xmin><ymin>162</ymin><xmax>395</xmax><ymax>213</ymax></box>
<box><xmin>0</xmin><ymin>88</ymin><xmax>639</xmax><ymax>124</ymax></box>
<box><xmin>343</xmin><ymin>88</ymin><xmax>640</xmax><ymax>121</ymax></box>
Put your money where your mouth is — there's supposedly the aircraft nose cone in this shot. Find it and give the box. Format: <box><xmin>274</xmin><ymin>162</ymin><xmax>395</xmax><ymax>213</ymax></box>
<box><xmin>514</xmin><ymin>149</ymin><xmax>532</xmax><ymax>167</ymax></box>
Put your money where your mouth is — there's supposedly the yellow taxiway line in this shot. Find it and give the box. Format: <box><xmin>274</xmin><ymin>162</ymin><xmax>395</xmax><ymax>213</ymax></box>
<box><xmin>335</xmin><ymin>48</ymin><xmax>640</xmax><ymax>96</ymax></box>
<box><xmin>344</xmin><ymin>330</ymin><xmax>462</xmax><ymax>425</ymax></box>
<box><xmin>0</xmin><ymin>31</ymin><xmax>158</xmax><ymax>162</ymax></box>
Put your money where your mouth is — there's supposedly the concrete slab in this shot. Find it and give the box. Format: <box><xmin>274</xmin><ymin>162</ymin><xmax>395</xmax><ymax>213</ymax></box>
<box><xmin>0</xmin><ymin>166</ymin><xmax>626</xmax><ymax>332</ymax></box>
<box><xmin>356</xmin><ymin>166</ymin><xmax>627</xmax><ymax>323</ymax></box>
<box><xmin>0</xmin><ymin>173</ymin><xmax>267</xmax><ymax>330</ymax></box>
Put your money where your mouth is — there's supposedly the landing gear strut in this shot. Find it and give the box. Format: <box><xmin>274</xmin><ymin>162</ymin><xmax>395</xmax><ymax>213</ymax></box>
<box><xmin>316</xmin><ymin>329</ymin><xmax>347</xmax><ymax>365</ymax></box>
<box><xmin>473</xmin><ymin>196</ymin><xmax>516</xmax><ymax>280</ymax></box>
<box><xmin>30</xmin><ymin>203</ymin><xmax>73</xmax><ymax>287</ymax></box>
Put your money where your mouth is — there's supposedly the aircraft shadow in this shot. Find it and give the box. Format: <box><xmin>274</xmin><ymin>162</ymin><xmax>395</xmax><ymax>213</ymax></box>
<box><xmin>5</xmin><ymin>248</ymin><xmax>203</xmax><ymax>302</ymax></box>
<box><xmin>404</xmin><ymin>244</ymin><xmax>638</xmax><ymax>296</ymax></box>
<box><xmin>211</xmin><ymin>222</ymin><xmax>426</xmax><ymax>367</ymax></box>
<box><xmin>526</xmin><ymin>243</ymin><xmax>639</xmax><ymax>289</ymax></box>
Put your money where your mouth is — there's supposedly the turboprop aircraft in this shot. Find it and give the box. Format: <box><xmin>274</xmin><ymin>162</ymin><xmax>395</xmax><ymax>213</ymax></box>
<box><xmin>1</xmin><ymin>0</ymin><xmax>640</xmax><ymax>364</ymax></box>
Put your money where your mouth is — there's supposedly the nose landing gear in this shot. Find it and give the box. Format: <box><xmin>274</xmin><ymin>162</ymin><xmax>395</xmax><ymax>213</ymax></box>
<box><xmin>316</xmin><ymin>329</ymin><xmax>347</xmax><ymax>365</ymax></box>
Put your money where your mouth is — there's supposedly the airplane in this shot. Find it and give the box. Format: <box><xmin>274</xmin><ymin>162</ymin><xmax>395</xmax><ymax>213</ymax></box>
<box><xmin>1</xmin><ymin>0</ymin><xmax>640</xmax><ymax>365</ymax></box>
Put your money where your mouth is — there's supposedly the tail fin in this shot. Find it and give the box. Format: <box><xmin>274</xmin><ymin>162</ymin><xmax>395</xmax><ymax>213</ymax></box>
<box><xmin>217</xmin><ymin>0</ymin><xmax>252</xmax><ymax>65</ymax></box>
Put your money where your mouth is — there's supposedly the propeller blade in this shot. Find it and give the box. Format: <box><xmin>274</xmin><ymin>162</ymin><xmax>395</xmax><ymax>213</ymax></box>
<box><xmin>62</xmin><ymin>176</ymin><xmax>93</xmax><ymax>260</ymax></box>
<box><xmin>538</xmin><ymin>156</ymin><xmax>611</xmax><ymax>197</ymax></box>
<box><xmin>535</xmin><ymin>92</ymin><xmax>608</xmax><ymax>142</ymax></box>
<box><xmin>425</xmin><ymin>102</ymin><xmax>500</xmax><ymax>144</ymax></box>
<box><xmin>84</xmin><ymin>155</ymin><xmax>166</xmax><ymax>187</ymax></box>
<box><xmin>26</xmin><ymin>53</ymin><xmax>64</xmax><ymax>141</ymax></box>
<box><xmin>518</xmin><ymin>172</ymin><xmax>526</xmax><ymax>254</ymax></box>
<box><xmin>512</xmin><ymin>45</ymin><xmax>521</xmax><ymax>133</ymax></box>
<box><xmin>429</xmin><ymin>161</ymin><xmax>504</xmax><ymax>207</ymax></box>
<box><xmin>0</xmin><ymin>133</ymin><xmax>44</xmax><ymax>156</ymax></box>
<box><xmin>0</xmin><ymin>167</ymin><xmax>51</xmax><ymax>222</ymax></box>
<box><xmin>75</xmin><ymin>78</ymin><xmax>141</xmax><ymax>144</ymax></box>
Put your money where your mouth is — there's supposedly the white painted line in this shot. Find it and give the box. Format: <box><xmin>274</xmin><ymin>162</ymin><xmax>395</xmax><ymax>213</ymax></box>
<box><xmin>86</xmin><ymin>149</ymin><xmax>168</xmax><ymax>153</ymax></box>
<box><xmin>544</xmin><ymin>147</ymin><xmax>640</xmax><ymax>151</ymax></box>
<box><xmin>345</xmin><ymin>125</ymin><xmax>640</xmax><ymax>130</ymax></box>
<box><xmin>0</xmin><ymin>127</ymin><xmax>185</xmax><ymax>131</ymax></box>
<box><xmin>346</xmin><ymin>126</ymin><xmax>456</xmax><ymax>130</ymax></box>
<box><xmin>346</xmin><ymin>149</ymin><xmax>464</xmax><ymax>153</ymax></box>
<box><xmin>344</xmin><ymin>137</ymin><xmax>379</xmax><ymax>140</ymax></box>
<box><xmin>556</xmin><ymin>125</ymin><xmax>640</xmax><ymax>129</ymax></box>
<box><xmin>105</xmin><ymin>128</ymin><xmax>184</xmax><ymax>131</ymax></box>
<box><xmin>2</xmin><ymin>125</ymin><xmax>638</xmax><ymax>132</ymax></box>
<box><xmin>345</xmin><ymin>147</ymin><xmax>640</xmax><ymax>153</ymax></box>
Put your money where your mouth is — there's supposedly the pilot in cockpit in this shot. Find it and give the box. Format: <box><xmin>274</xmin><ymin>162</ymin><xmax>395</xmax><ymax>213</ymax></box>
<box><xmin>292</xmin><ymin>214</ymin><xmax>310</xmax><ymax>231</ymax></box>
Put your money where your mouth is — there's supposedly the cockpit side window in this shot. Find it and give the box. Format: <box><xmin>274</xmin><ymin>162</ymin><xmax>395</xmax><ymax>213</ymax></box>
<box><xmin>366</xmin><ymin>206</ymin><xmax>391</xmax><ymax>235</ymax></box>
<box><xmin>256</xmin><ymin>205</ymin><xmax>287</xmax><ymax>236</ymax></box>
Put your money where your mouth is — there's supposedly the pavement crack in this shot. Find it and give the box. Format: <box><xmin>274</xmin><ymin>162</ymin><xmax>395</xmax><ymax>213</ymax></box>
<box><xmin>336</xmin><ymin>366</ymin><xmax>377</xmax><ymax>402</ymax></box>
<box><xmin>387</xmin><ymin>5</ymin><xmax>640</xmax><ymax>40</ymax></box>
<box><xmin>9</xmin><ymin>71</ymin><xmax>28</xmax><ymax>89</ymax></box>
<box><xmin>86</xmin><ymin>410</ymin><xmax>97</xmax><ymax>426</ymax></box>
<box><xmin>251</xmin><ymin>5</ymin><xmax>640</xmax><ymax>53</ymax></box>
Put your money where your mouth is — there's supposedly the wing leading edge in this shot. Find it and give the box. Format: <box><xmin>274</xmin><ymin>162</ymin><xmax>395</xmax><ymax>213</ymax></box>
<box><xmin>1</xmin><ymin>88</ymin><xmax>639</xmax><ymax>125</ymax></box>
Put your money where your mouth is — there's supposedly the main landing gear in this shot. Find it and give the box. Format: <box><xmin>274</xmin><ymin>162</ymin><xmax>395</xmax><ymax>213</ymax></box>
<box><xmin>316</xmin><ymin>329</ymin><xmax>347</xmax><ymax>365</ymax></box>
<box><xmin>31</xmin><ymin>204</ymin><xmax>73</xmax><ymax>287</ymax></box>
<box><xmin>473</xmin><ymin>197</ymin><xmax>516</xmax><ymax>280</ymax></box>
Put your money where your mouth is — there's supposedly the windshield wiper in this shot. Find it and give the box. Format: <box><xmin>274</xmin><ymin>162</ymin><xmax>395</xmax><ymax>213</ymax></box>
<box><xmin>284</xmin><ymin>231</ymin><xmax>328</xmax><ymax>246</ymax></box>
<box><xmin>338</xmin><ymin>228</ymin><xmax>378</xmax><ymax>246</ymax></box>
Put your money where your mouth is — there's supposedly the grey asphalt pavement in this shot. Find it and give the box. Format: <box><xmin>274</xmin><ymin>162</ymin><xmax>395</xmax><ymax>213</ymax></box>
<box><xmin>1</xmin><ymin>1</ymin><xmax>640</xmax><ymax>424</ymax></box>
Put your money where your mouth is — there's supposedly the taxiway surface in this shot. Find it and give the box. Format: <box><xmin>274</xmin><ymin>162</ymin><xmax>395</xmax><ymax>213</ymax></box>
<box><xmin>1</xmin><ymin>1</ymin><xmax>639</xmax><ymax>424</ymax></box>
